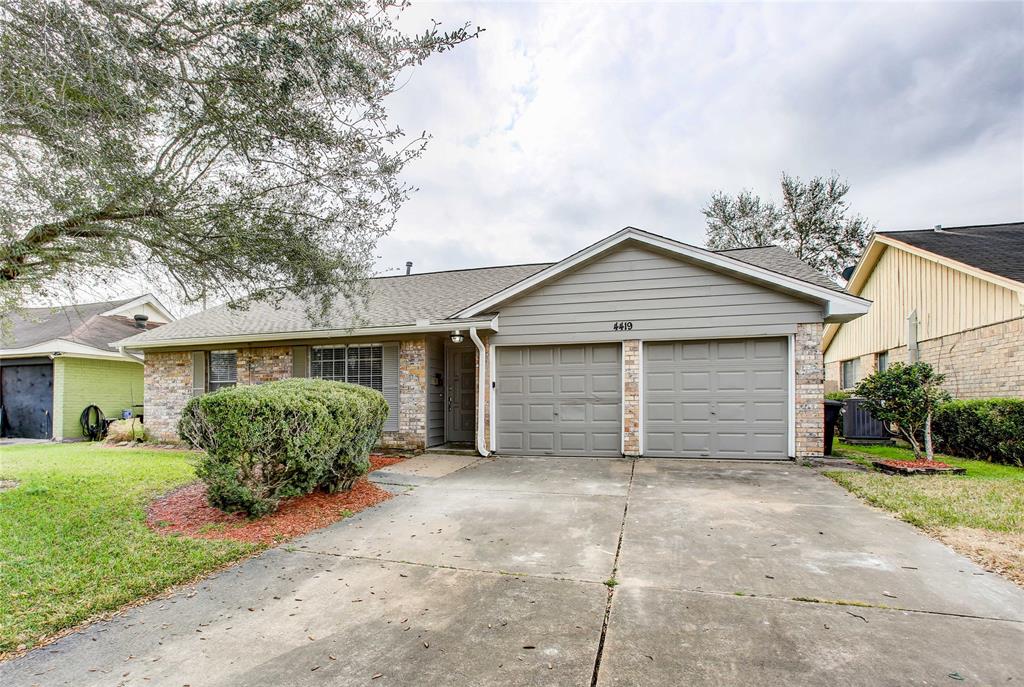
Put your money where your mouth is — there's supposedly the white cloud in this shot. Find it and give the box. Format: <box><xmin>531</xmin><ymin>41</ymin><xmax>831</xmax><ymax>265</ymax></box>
<box><xmin>377</xmin><ymin>0</ymin><xmax>1023</xmax><ymax>275</ymax></box>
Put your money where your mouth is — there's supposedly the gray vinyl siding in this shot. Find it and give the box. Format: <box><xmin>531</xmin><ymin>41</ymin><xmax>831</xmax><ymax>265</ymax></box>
<box><xmin>426</xmin><ymin>337</ymin><xmax>445</xmax><ymax>447</ymax></box>
<box><xmin>491</xmin><ymin>246</ymin><xmax>823</xmax><ymax>346</ymax></box>
<box><xmin>382</xmin><ymin>342</ymin><xmax>400</xmax><ymax>432</ymax></box>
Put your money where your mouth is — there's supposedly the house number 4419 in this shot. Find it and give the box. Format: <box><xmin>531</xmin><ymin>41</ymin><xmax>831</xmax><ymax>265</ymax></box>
<box><xmin>612</xmin><ymin>321</ymin><xmax>634</xmax><ymax>331</ymax></box>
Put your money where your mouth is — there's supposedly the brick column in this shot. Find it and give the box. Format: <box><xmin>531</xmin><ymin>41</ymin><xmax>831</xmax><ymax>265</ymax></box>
<box><xmin>622</xmin><ymin>339</ymin><xmax>641</xmax><ymax>457</ymax></box>
<box><xmin>144</xmin><ymin>351</ymin><xmax>193</xmax><ymax>442</ymax></box>
<box><xmin>794</xmin><ymin>322</ymin><xmax>825</xmax><ymax>459</ymax></box>
<box><xmin>397</xmin><ymin>337</ymin><xmax>427</xmax><ymax>450</ymax></box>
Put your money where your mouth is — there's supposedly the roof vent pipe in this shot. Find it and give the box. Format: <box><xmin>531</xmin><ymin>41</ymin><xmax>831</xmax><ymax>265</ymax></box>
<box><xmin>406</xmin><ymin>261</ymin><xmax>413</xmax><ymax>275</ymax></box>
<box><xmin>133</xmin><ymin>314</ymin><xmax>149</xmax><ymax>329</ymax></box>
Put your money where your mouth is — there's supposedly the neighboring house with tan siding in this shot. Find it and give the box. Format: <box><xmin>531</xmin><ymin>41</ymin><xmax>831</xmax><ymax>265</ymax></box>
<box><xmin>118</xmin><ymin>227</ymin><xmax>870</xmax><ymax>460</ymax></box>
<box><xmin>823</xmin><ymin>222</ymin><xmax>1024</xmax><ymax>398</ymax></box>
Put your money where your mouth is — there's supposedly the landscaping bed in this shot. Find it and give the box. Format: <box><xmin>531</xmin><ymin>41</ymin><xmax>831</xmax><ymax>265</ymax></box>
<box><xmin>871</xmin><ymin>459</ymin><xmax>966</xmax><ymax>476</ymax></box>
<box><xmin>146</xmin><ymin>455</ymin><xmax>405</xmax><ymax>545</ymax></box>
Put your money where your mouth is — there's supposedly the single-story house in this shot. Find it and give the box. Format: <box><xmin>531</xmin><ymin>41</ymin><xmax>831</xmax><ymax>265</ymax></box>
<box><xmin>824</xmin><ymin>222</ymin><xmax>1023</xmax><ymax>397</ymax></box>
<box><xmin>1</xmin><ymin>295</ymin><xmax>174</xmax><ymax>440</ymax></box>
<box><xmin>118</xmin><ymin>228</ymin><xmax>869</xmax><ymax>459</ymax></box>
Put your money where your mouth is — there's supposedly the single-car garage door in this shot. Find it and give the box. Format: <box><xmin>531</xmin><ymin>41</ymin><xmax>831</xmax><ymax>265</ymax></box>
<box><xmin>497</xmin><ymin>344</ymin><xmax>621</xmax><ymax>456</ymax></box>
<box><xmin>644</xmin><ymin>338</ymin><xmax>788</xmax><ymax>459</ymax></box>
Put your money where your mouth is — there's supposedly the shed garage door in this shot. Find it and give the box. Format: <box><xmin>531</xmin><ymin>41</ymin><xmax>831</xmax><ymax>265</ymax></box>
<box><xmin>497</xmin><ymin>344</ymin><xmax>621</xmax><ymax>456</ymax></box>
<box><xmin>644</xmin><ymin>338</ymin><xmax>788</xmax><ymax>459</ymax></box>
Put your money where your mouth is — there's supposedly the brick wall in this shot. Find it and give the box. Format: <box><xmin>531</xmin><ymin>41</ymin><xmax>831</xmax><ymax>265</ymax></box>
<box><xmin>52</xmin><ymin>357</ymin><xmax>145</xmax><ymax>440</ymax></box>
<box><xmin>824</xmin><ymin>317</ymin><xmax>1023</xmax><ymax>399</ymax></box>
<box><xmin>380</xmin><ymin>337</ymin><xmax>427</xmax><ymax>450</ymax></box>
<box><xmin>236</xmin><ymin>346</ymin><xmax>293</xmax><ymax>385</ymax></box>
<box><xmin>144</xmin><ymin>351</ymin><xmax>193</xmax><ymax>442</ymax></box>
<box><xmin>795</xmin><ymin>322</ymin><xmax>825</xmax><ymax>459</ymax></box>
<box><xmin>622</xmin><ymin>339</ymin><xmax>641</xmax><ymax>456</ymax></box>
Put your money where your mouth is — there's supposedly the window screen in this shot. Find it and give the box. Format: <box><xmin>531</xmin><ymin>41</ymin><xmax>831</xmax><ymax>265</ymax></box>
<box><xmin>208</xmin><ymin>350</ymin><xmax>237</xmax><ymax>391</ymax></box>
<box><xmin>841</xmin><ymin>359</ymin><xmax>859</xmax><ymax>390</ymax></box>
<box><xmin>311</xmin><ymin>345</ymin><xmax>383</xmax><ymax>392</ymax></box>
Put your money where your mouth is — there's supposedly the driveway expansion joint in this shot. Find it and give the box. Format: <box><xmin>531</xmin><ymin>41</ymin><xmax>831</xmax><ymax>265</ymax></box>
<box><xmin>288</xmin><ymin>547</ymin><xmax>611</xmax><ymax>586</ymax></box>
<box><xmin>590</xmin><ymin>456</ymin><xmax>637</xmax><ymax>687</ymax></box>
<box><xmin>632</xmin><ymin>584</ymin><xmax>1024</xmax><ymax>625</ymax></box>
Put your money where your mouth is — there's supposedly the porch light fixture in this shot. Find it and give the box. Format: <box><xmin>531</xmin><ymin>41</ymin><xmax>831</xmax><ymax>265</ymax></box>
<box><xmin>450</xmin><ymin>330</ymin><xmax>464</xmax><ymax>344</ymax></box>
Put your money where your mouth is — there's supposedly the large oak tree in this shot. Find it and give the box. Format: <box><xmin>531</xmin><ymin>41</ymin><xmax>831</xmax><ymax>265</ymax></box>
<box><xmin>0</xmin><ymin>0</ymin><xmax>477</xmax><ymax>319</ymax></box>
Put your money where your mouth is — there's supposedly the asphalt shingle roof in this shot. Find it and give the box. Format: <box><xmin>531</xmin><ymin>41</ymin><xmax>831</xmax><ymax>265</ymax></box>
<box><xmin>5</xmin><ymin>298</ymin><xmax>161</xmax><ymax>351</ymax></box>
<box><xmin>715</xmin><ymin>246</ymin><xmax>844</xmax><ymax>292</ymax></box>
<box><xmin>878</xmin><ymin>222</ymin><xmax>1024</xmax><ymax>284</ymax></box>
<box><xmin>119</xmin><ymin>239</ymin><xmax>844</xmax><ymax>347</ymax></box>
<box><xmin>119</xmin><ymin>264</ymin><xmax>551</xmax><ymax>345</ymax></box>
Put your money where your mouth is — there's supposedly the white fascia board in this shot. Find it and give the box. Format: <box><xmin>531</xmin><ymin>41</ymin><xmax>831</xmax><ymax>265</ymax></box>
<box><xmin>101</xmin><ymin>293</ymin><xmax>177</xmax><ymax>322</ymax></box>
<box><xmin>116</xmin><ymin>317</ymin><xmax>499</xmax><ymax>351</ymax></box>
<box><xmin>452</xmin><ymin>227</ymin><xmax>871</xmax><ymax>319</ymax></box>
<box><xmin>0</xmin><ymin>339</ymin><xmax>142</xmax><ymax>363</ymax></box>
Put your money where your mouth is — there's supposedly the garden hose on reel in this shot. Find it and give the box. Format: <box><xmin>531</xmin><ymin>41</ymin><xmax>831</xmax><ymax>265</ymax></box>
<box><xmin>80</xmin><ymin>405</ymin><xmax>106</xmax><ymax>441</ymax></box>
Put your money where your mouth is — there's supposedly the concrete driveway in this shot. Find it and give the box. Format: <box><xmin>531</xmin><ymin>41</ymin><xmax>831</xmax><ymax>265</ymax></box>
<box><xmin>4</xmin><ymin>456</ymin><xmax>1024</xmax><ymax>686</ymax></box>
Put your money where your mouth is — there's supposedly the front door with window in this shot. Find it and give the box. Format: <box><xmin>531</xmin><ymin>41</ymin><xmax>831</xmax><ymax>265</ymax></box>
<box><xmin>445</xmin><ymin>345</ymin><xmax>476</xmax><ymax>443</ymax></box>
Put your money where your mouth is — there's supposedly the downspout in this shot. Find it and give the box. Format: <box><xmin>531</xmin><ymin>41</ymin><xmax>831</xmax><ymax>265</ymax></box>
<box><xmin>469</xmin><ymin>327</ymin><xmax>491</xmax><ymax>457</ymax></box>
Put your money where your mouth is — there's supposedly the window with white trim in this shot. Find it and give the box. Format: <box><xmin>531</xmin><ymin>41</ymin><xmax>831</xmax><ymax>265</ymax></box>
<box><xmin>311</xmin><ymin>344</ymin><xmax>383</xmax><ymax>392</ymax></box>
<box><xmin>208</xmin><ymin>350</ymin><xmax>237</xmax><ymax>391</ymax></box>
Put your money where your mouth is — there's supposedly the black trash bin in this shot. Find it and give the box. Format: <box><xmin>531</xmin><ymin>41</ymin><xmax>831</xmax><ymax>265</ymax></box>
<box><xmin>823</xmin><ymin>399</ymin><xmax>845</xmax><ymax>456</ymax></box>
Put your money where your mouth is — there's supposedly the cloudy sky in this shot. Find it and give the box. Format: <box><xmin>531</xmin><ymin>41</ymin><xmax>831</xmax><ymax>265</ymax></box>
<box><xmin>373</xmin><ymin>0</ymin><xmax>1024</xmax><ymax>276</ymax></box>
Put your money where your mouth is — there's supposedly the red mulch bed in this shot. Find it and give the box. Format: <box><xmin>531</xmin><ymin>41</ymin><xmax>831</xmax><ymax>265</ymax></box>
<box><xmin>146</xmin><ymin>455</ymin><xmax>407</xmax><ymax>545</ymax></box>
<box><xmin>873</xmin><ymin>459</ymin><xmax>966</xmax><ymax>475</ymax></box>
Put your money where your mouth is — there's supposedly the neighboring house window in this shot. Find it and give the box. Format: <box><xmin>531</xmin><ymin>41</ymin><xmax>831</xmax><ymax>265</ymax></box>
<box><xmin>876</xmin><ymin>351</ymin><xmax>889</xmax><ymax>373</ymax></box>
<box><xmin>311</xmin><ymin>344</ymin><xmax>383</xmax><ymax>392</ymax></box>
<box><xmin>208</xmin><ymin>350</ymin><xmax>237</xmax><ymax>391</ymax></box>
<box><xmin>841</xmin><ymin>359</ymin><xmax>859</xmax><ymax>390</ymax></box>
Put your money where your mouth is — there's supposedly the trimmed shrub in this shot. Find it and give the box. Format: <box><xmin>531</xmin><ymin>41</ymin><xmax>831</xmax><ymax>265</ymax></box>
<box><xmin>272</xmin><ymin>379</ymin><xmax>389</xmax><ymax>492</ymax></box>
<box><xmin>933</xmin><ymin>399</ymin><xmax>1024</xmax><ymax>467</ymax></box>
<box><xmin>179</xmin><ymin>379</ymin><xmax>388</xmax><ymax>516</ymax></box>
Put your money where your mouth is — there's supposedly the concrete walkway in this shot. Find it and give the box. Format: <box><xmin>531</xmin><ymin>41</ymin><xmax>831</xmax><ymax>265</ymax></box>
<box><xmin>4</xmin><ymin>456</ymin><xmax>1023</xmax><ymax>686</ymax></box>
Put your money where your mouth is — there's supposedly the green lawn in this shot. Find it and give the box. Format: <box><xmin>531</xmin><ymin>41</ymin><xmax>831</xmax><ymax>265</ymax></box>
<box><xmin>827</xmin><ymin>441</ymin><xmax>1024</xmax><ymax>586</ymax></box>
<box><xmin>828</xmin><ymin>442</ymin><xmax>1024</xmax><ymax>531</ymax></box>
<box><xmin>0</xmin><ymin>442</ymin><xmax>260</xmax><ymax>656</ymax></box>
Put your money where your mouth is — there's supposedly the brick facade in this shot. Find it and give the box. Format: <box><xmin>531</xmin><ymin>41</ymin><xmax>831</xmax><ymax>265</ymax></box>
<box><xmin>825</xmin><ymin>317</ymin><xmax>1023</xmax><ymax>399</ymax></box>
<box><xmin>622</xmin><ymin>339</ymin><xmax>641</xmax><ymax>456</ymax></box>
<box><xmin>237</xmin><ymin>346</ymin><xmax>293</xmax><ymax>385</ymax></box>
<box><xmin>794</xmin><ymin>322</ymin><xmax>825</xmax><ymax>459</ymax></box>
<box><xmin>144</xmin><ymin>351</ymin><xmax>194</xmax><ymax>442</ymax></box>
<box><xmin>380</xmin><ymin>337</ymin><xmax>427</xmax><ymax>450</ymax></box>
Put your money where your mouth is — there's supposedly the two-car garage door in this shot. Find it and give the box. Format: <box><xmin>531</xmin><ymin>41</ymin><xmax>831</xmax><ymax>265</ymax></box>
<box><xmin>495</xmin><ymin>338</ymin><xmax>788</xmax><ymax>459</ymax></box>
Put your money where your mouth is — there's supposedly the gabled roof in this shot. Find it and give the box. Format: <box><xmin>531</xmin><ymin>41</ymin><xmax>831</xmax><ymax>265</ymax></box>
<box><xmin>118</xmin><ymin>227</ymin><xmax>868</xmax><ymax>350</ymax></box>
<box><xmin>822</xmin><ymin>221</ymin><xmax>1024</xmax><ymax>352</ymax></box>
<box><xmin>117</xmin><ymin>264</ymin><xmax>549</xmax><ymax>348</ymax></box>
<box><xmin>876</xmin><ymin>222</ymin><xmax>1023</xmax><ymax>285</ymax></box>
<box><xmin>3</xmin><ymin>295</ymin><xmax>168</xmax><ymax>359</ymax></box>
<box><xmin>453</xmin><ymin>227</ymin><xmax>869</xmax><ymax>321</ymax></box>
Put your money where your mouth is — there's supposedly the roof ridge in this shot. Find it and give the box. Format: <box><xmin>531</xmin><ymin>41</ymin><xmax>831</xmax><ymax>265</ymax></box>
<box><xmin>372</xmin><ymin>262</ymin><xmax>552</xmax><ymax>280</ymax></box>
<box><xmin>879</xmin><ymin>221</ymin><xmax>1023</xmax><ymax>234</ymax></box>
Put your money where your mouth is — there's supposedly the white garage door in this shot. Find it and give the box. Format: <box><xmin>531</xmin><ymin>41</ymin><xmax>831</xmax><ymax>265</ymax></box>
<box><xmin>496</xmin><ymin>344</ymin><xmax>622</xmax><ymax>456</ymax></box>
<box><xmin>644</xmin><ymin>338</ymin><xmax>789</xmax><ymax>459</ymax></box>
